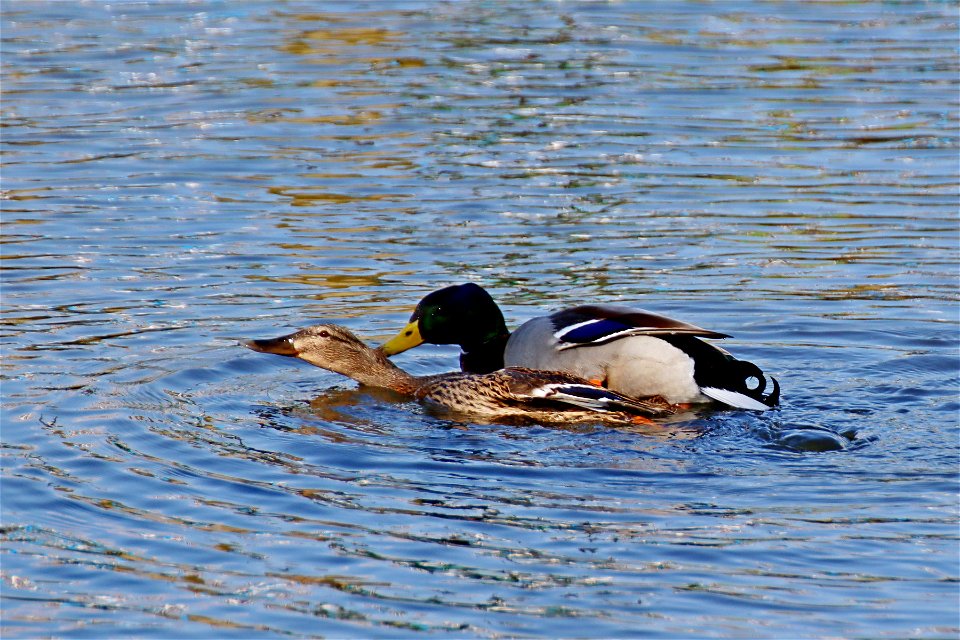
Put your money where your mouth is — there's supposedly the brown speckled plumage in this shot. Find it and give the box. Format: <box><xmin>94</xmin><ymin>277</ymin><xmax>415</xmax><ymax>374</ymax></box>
<box><xmin>246</xmin><ymin>324</ymin><xmax>673</xmax><ymax>423</ymax></box>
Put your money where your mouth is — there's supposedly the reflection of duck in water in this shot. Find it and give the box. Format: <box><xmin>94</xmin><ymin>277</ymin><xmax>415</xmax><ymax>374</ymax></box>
<box><xmin>381</xmin><ymin>284</ymin><xmax>779</xmax><ymax>411</ymax></box>
<box><xmin>246</xmin><ymin>324</ymin><xmax>674</xmax><ymax>424</ymax></box>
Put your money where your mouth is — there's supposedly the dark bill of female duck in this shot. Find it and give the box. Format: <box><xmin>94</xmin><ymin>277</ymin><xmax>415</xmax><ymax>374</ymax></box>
<box><xmin>380</xmin><ymin>283</ymin><xmax>780</xmax><ymax>411</ymax></box>
<box><xmin>245</xmin><ymin>323</ymin><xmax>675</xmax><ymax>422</ymax></box>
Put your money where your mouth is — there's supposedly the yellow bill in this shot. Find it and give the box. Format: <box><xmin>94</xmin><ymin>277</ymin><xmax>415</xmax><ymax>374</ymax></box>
<box><xmin>380</xmin><ymin>320</ymin><xmax>423</xmax><ymax>356</ymax></box>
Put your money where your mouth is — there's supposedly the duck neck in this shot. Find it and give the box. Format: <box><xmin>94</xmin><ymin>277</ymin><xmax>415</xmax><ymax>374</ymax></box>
<box><xmin>357</xmin><ymin>365</ymin><xmax>421</xmax><ymax>394</ymax></box>
<box><xmin>459</xmin><ymin>331</ymin><xmax>510</xmax><ymax>374</ymax></box>
<box><xmin>331</xmin><ymin>347</ymin><xmax>422</xmax><ymax>394</ymax></box>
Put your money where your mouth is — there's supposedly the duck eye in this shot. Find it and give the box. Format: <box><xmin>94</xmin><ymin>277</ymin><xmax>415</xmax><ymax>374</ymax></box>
<box><xmin>318</xmin><ymin>330</ymin><xmax>330</xmax><ymax>338</ymax></box>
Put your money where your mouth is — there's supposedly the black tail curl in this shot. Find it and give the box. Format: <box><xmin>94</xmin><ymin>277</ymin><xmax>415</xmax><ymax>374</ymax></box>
<box><xmin>660</xmin><ymin>335</ymin><xmax>780</xmax><ymax>408</ymax></box>
<box><xmin>731</xmin><ymin>360</ymin><xmax>780</xmax><ymax>408</ymax></box>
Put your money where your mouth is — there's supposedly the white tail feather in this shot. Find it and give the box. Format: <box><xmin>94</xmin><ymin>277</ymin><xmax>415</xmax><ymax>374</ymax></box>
<box><xmin>700</xmin><ymin>387</ymin><xmax>771</xmax><ymax>411</ymax></box>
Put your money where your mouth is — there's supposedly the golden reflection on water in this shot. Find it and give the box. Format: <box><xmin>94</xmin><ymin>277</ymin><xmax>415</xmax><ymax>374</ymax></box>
<box><xmin>247</xmin><ymin>271</ymin><xmax>384</xmax><ymax>290</ymax></box>
<box><xmin>280</xmin><ymin>27</ymin><xmax>402</xmax><ymax>55</ymax></box>
<box><xmin>267</xmin><ymin>186</ymin><xmax>408</xmax><ymax>206</ymax></box>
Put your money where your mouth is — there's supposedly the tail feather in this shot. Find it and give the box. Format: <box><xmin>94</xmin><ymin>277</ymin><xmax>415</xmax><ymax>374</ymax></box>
<box><xmin>701</xmin><ymin>376</ymin><xmax>780</xmax><ymax>411</ymax></box>
<box><xmin>660</xmin><ymin>335</ymin><xmax>779</xmax><ymax>409</ymax></box>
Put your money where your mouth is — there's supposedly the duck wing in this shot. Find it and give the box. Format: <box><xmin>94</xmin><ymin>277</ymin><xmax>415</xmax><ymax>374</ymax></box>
<box><xmin>549</xmin><ymin>305</ymin><xmax>729</xmax><ymax>350</ymax></box>
<box><xmin>502</xmin><ymin>368</ymin><xmax>674</xmax><ymax>418</ymax></box>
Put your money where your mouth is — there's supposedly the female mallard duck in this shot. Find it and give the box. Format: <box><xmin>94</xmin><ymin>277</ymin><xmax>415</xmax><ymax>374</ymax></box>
<box><xmin>245</xmin><ymin>323</ymin><xmax>674</xmax><ymax>423</ymax></box>
<box><xmin>380</xmin><ymin>283</ymin><xmax>779</xmax><ymax>411</ymax></box>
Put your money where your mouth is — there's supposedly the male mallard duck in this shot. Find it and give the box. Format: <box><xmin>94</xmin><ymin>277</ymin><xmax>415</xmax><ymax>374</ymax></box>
<box><xmin>245</xmin><ymin>323</ymin><xmax>674</xmax><ymax>423</ymax></box>
<box><xmin>380</xmin><ymin>283</ymin><xmax>779</xmax><ymax>411</ymax></box>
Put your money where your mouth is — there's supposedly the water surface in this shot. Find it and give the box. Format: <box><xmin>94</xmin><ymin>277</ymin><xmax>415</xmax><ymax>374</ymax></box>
<box><xmin>2</xmin><ymin>1</ymin><xmax>958</xmax><ymax>638</ymax></box>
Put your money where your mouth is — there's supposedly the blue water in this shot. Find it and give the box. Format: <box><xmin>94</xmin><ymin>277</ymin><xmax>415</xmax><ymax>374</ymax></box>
<box><xmin>2</xmin><ymin>1</ymin><xmax>958</xmax><ymax>637</ymax></box>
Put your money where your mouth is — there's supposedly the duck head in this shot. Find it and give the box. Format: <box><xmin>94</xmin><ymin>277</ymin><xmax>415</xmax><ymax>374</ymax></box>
<box><xmin>381</xmin><ymin>283</ymin><xmax>507</xmax><ymax>355</ymax></box>
<box><xmin>246</xmin><ymin>324</ymin><xmax>406</xmax><ymax>388</ymax></box>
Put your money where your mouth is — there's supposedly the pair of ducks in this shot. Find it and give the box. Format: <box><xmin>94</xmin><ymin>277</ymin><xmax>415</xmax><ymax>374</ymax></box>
<box><xmin>247</xmin><ymin>284</ymin><xmax>780</xmax><ymax>424</ymax></box>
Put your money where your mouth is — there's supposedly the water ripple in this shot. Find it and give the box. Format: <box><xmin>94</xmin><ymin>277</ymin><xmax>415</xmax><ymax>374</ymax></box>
<box><xmin>2</xmin><ymin>1</ymin><xmax>957</xmax><ymax>638</ymax></box>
